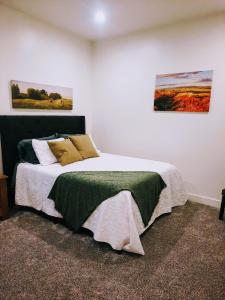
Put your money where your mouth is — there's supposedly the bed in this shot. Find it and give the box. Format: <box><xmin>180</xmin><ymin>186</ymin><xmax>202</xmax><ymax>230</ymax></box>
<box><xmin>0</xmin><ymin>115</ymin><xmax>187</xmax><ymax>255</ymax></box>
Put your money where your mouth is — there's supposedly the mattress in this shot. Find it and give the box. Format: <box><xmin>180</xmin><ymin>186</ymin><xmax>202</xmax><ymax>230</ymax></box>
<box><xmin>15</xmin><ymin>153</ymin><xmax>187</xmax><ymax>255</ymax></box>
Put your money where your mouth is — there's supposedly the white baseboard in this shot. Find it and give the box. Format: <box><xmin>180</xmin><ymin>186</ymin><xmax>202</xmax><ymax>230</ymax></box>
<box><xmin>188</xmin><ymin>193</ymin><xmax>221</xmax><ymax>209</ymax></box>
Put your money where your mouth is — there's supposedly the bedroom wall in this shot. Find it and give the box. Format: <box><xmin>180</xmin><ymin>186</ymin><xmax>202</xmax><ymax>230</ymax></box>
<box><xmin>93</xmin><ymin>14</ymin><xmax>225</xmax><ymax>206</ymax></box>
<box><xmin>0</xmin><ymin>4</ymin><xmax>93</xmax><ymax>172</ymax></box>
<box><xmin>0</xmin><ymin>4</ymin><xmax>93</xmax><ymax>130</ymax></box>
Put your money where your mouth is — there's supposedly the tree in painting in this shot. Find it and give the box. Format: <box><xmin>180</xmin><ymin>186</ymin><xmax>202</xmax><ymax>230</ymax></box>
<box><xmin>11</xmin><ymin>84</ymin><xmax>20</xmax><ymax>99</ymax></box>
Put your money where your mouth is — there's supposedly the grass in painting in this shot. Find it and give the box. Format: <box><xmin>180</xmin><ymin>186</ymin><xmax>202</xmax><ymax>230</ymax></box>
<box><xmin>12</xmin><ymin>99</ymin><xmax>72</xmax><ymax>110</ymax></box>
<box><xmin>154</xmin><ymin>86</ymin><xmax>211</xmax><ymax>112</ymax></box>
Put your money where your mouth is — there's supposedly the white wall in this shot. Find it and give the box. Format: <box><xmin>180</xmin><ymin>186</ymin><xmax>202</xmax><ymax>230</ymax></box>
<box><xmin>93</xmin><ymin>14</ymin><xmax>225</xmax><ymax>204</ymax></box>
<box><xmin>0</xmin><ymin>4</ymin><xmax>93</xmax><ymax>131</ymax></box>
<box><xmin>0</xmin><ymin>4</ymin><xmax>93</xmax><ymax>173</ymax></box>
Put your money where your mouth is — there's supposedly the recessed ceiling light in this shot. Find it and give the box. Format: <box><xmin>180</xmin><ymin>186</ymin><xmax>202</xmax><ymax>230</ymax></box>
<box><xmin>94</xmin><ymin>10</ymin><xmax>106</xmax><ymax>24</ymax></box>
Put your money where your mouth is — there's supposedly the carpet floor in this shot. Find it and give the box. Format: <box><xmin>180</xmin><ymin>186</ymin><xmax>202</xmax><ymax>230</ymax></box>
<box><xmin>0</xmin><ymin>201</ymin><xmax>225</xmax><ymax>300</ymax></box>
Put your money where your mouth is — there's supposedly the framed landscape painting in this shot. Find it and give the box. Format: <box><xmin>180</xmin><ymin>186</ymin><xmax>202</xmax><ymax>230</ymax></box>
<box><xmin>154</xmin><ymin>70</ymin><xmax>213</xmax><ymax>112</ymax></box>
<box><xmin>11</xmin><ymin>80</ymin><xmax>73</xmax><ymax>110</ymax></box>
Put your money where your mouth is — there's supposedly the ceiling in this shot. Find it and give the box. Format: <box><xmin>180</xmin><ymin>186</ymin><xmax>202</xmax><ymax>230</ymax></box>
<box><xmin>1</xmin><ymin>0</ymin><xmax>225</xmax><ymax>40</ymax></box>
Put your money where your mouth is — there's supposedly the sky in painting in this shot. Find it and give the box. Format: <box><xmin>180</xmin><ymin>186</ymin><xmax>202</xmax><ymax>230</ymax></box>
<box><xmin>11</xmin><ymin>80</ymin><xmax>73</xmax><ymax>99</ymax></box>
<box><xmin>156</xmin><ymin>70</ymin><xmax>213</xmax><ymax>89</ymax></box>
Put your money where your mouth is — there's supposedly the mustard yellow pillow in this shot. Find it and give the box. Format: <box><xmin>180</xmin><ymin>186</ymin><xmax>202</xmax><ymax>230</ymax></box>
<box><xmin>48</xmin><ymin>139</ymin><xmax>83</xmax><ymax>166</ymax></box>
<box><xmin>69</xmin><ymin>135</ymin><xmax>99</xmax><ymax>159</ymax></box>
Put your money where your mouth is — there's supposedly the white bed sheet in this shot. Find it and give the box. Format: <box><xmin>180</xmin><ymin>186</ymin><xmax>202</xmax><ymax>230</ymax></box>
<box><xmin>15</xmin><ymin>153</ymin><xmax>187</xmax><ymax>255</ymax></box>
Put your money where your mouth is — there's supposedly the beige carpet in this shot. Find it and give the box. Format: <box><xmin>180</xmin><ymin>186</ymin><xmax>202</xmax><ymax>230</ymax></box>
<box><xmin>0</xmin><ymin>201</ymin><xmax>225</xmax><ymax>300</ymax></box>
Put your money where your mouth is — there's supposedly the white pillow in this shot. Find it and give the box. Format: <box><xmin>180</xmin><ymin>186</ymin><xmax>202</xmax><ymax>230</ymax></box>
<box><xmin>88</xmin><ymin>134</ymin><xmax>101</xmax><ymax>155</ymax></box>
<box><xmin>32</xmin><ymin>138</ymin><xmax>64</xmax><ymax>166</ymax></box>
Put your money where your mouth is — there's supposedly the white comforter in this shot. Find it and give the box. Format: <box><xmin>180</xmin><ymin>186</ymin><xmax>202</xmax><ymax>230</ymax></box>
<box><xmin>15</xmin><ymin>153</ymin><xmax>187</xmax><ymax>255</ymax></box>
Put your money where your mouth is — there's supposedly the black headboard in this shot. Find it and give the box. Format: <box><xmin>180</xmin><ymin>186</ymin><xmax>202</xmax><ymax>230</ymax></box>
<box><xmin>0</xmin><ymin>115</ymin><xmax>85</xmax><ymax>205</ymax></box>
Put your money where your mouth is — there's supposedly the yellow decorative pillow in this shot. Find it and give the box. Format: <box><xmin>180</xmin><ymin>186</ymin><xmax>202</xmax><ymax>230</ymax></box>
<box><xmin>69</xmin><ymin>135</ymin><xmax>99</xmax><ymax>159</ymax></box>
<box><xmin>48</xmin><ymin>139</ymin><xmax>83</xmax><ymax>166</ymax></box>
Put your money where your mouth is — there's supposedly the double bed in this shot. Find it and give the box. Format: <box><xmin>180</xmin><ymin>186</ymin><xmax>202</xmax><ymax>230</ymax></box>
<box><xmin>0</xmin><ymin>115</ymin><xmax>187</xmax><ymax>255</ymax></box>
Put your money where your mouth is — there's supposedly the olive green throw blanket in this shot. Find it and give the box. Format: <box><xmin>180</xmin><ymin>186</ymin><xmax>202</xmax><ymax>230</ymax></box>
<box><xmin>48</xmin><ymin>171</ymin><xmax>166</xmax><ymax>231</ymax></box>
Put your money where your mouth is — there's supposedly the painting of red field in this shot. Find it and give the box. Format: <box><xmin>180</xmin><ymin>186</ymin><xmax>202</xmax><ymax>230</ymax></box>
<box><xmin>154</xmin><ymin>70</ymin><xmax>213</xmax><ymax>112</ymax></box>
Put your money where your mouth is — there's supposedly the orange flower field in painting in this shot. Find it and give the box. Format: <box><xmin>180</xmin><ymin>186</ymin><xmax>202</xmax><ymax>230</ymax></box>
<box><xmin>154</xmin><ymin>70</ymin><xmax>213</xmax><ymax>112</ymax></box>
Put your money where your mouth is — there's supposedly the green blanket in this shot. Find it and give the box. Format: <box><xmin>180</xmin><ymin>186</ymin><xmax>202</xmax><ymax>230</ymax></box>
<box><xmin>48</xmin><ymin>171</ymin><xmax>166</xmax><ymax>231</ymax></box>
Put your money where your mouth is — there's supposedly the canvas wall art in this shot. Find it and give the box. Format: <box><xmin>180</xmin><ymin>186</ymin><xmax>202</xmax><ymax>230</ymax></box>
<box><xmin>11</xmin><ymin>80</ymin><xmax>73</xmax><ymax>110</ymax></box>
<box><xmin>154</xmin><ymin>70</ymin><xmax>213</xmax><ymax>112</ymax></box>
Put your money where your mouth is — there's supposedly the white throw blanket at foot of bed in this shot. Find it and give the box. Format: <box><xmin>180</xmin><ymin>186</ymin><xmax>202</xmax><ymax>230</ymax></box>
<box><xmin>15</xmin><ymin>153</ymin><xmax>187</xmax><ymax>255</ymax></box>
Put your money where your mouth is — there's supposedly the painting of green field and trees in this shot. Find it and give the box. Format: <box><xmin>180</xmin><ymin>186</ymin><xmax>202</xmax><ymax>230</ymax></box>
<box><xmin>11</xmin><ymin>80</ymin><xmax>73</xmax><ymax>110</ymax></box>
